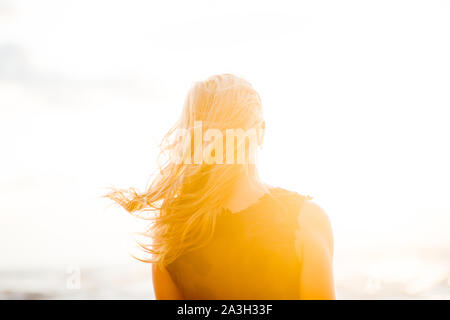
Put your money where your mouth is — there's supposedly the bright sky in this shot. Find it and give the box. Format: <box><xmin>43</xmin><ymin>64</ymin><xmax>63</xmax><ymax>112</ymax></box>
<box><xmin>1</xmin><ymin>0</ymin><xmax>450</xmax><ymax>269</ymax></box>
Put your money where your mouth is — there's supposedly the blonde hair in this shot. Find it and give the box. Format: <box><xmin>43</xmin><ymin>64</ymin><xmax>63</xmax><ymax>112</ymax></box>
<box><xmin>107</xmin><ymin>74</ymin><xmax>264</xmax><ymax>266</ymax></box>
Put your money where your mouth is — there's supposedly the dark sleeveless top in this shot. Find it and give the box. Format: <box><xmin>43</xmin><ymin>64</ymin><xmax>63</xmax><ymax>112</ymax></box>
<box><xmin>166</xmin><ymin>187</ymin><xmax>307</xmax><ymax>299</ymax></box>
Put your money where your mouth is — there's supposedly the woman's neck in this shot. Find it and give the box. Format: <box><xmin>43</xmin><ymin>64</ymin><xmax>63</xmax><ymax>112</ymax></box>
<box><xmin>224</xmin><ymin>165</ymin><xmax>269</xmax><ymax>213</ymax></box>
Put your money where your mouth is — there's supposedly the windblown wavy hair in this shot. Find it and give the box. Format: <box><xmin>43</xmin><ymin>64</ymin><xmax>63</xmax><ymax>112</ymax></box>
<box><xmin>106</xmin><ymin>74</ymin><xmax>264</xmax><ymax>266</ymax></box>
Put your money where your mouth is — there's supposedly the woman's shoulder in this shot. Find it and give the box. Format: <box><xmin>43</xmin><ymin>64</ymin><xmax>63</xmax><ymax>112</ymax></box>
<box><xmin>266</xmin><ymin>186</ymin><xmax>330</xmax><ymax>228</ymax></box>
<box><xmin>297</xmin><ymin>198</ymin><xmax>333</xmax><ymax>252</ymax></box>
<box><xmin>299</xmin><ymin>200</ymin><xmax>331</xmax><ymax>229</ymax></box>
<box><xmin>262</xmin><ymin>186</ymin><xmax>313</xmax><ymax>222</ymax></box>
<box><xmin>266</xmin><ymin>186</ymin><xmax>312</xmax><ymax>205</ymax></box>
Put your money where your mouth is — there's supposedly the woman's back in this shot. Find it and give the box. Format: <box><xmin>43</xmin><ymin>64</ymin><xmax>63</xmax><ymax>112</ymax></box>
<box><xmin>166</xmin><ymin>188</ymin><xmax>306</xmax><ymax>299</ymax></box>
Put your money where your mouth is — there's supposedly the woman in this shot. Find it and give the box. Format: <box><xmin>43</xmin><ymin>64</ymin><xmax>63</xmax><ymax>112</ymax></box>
<box><xmin>107</xmin><ymin>74</ymin><xmax>335</xmax><ymax>299</ymax></box>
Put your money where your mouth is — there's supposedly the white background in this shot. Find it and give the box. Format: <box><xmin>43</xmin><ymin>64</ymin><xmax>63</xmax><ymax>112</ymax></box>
<box><xmin>1</xmin><ymin>0</ymin><xmax>449</xmax><ymax>298</ymax></box>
